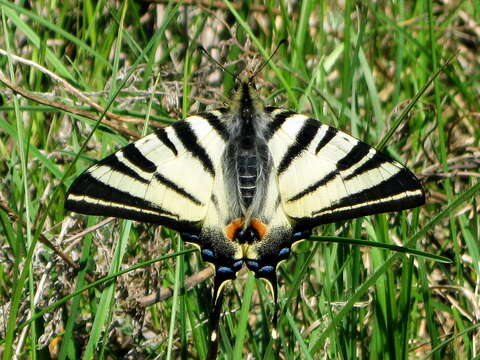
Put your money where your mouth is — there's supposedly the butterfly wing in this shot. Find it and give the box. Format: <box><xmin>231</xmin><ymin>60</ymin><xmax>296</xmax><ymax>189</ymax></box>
<box><xmin>66</xmin><ymin>112</ymin><xmax>226</xmax><ymax>231</ymax></box>
<box><xmin>264</xmin><ymin>109</ymin><xmax>425</xmax><ymax>230</ymax></box>
<box><xmin>66</xmin><ymin>110</ymin><xmax>246</xmax><ymax>343</ymax></box>
<box><xmin>246</xmin><ymin>108</ymin><xmax>425</xmax><ymax>292</ymax></box>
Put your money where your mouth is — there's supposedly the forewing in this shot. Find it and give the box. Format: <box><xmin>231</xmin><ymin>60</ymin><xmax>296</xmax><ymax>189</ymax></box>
<box><xmin>65</xmin><ymin>111</ymin><xmax>229</xmax><ymax>233</ymax></box>
<box><xmin>264</xmin><ymin>108</ymin><xmax>425</xmax><ymax>230</ymax></box>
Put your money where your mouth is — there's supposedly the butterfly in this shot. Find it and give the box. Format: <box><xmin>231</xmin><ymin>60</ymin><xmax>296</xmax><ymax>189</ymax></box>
<box><xmin>65</xmin><ymin>74</ymin><xmax>425</xmax><ymax>353</ymax></box>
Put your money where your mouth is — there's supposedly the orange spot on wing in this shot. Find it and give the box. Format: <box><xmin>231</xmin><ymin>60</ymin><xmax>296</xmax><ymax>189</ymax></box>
<box><xmin>225</xmin><ymin>219</ymin><xmax>244</xmax><ymax>240</ymax></box>
<box><xmin>251</xmin><ymin>219</ymin><xmax>267</xmax><ymax>239</ymax></box>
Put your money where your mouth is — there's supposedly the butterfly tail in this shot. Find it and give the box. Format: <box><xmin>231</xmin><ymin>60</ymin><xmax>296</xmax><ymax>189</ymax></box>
<box><xmin>206</xmin><ymin>276</ymin><xmax>226</xmax><ymax>359</ymax></box>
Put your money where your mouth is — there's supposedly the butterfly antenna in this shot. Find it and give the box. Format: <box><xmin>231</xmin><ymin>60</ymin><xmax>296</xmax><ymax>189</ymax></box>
<box><xmin>197</xmin><ymin>46</ymin><xmax>237</xmax><ymax>81</ymax></box>
<box><xmin>249</xmin><ymin>39</ymin><xmax>288</xmax><ymax>82</ymax></box>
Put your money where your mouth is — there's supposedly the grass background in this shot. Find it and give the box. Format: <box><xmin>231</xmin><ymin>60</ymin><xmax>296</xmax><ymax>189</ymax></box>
<box><xmin>0</xmin><ymin>1</ymin><xmax>479</xmax><ymax>359</ymax></box>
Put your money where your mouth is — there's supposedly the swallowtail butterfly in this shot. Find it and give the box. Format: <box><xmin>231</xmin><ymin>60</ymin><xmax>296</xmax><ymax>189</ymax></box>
<box><xmin>65</xmin><ymin>74</ymin><xmax>425</xmax><ymax>349</ymax></box>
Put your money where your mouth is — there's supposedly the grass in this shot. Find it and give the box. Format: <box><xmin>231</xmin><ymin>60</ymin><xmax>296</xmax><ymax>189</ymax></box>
<box><xmin>0</xmin><ymin>1</ymin><xmax>479</xmax><ymax>359</ymax></box>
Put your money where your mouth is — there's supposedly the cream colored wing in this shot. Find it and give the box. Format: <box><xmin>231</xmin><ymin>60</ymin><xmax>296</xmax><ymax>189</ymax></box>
<box><xmin>65</xmin><ymin>110</ymin><xmax>229</xmax><ymax>234</ymax></box>
<box><xmin>263</xmin><ymin>108</ymin><xmax>425</xmax><ymax>230</ymax></box>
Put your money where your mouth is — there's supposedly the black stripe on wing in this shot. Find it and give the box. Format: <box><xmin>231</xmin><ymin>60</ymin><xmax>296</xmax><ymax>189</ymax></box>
<box><xmin>199</xmin><ymin>111</ymin><xmax>229</xmax><ymax>141</ymax></box>
<box><xmin>288</xmin><ymin>169</ymin><xmax>338</xmax><ymax>202</ymax></box>
<box><xmin>66</xmin><ymin>203</ymin><xmax>199</xmax><ymax>233</ymax></box>
<box><xmin>66</xmin><ymin>172</ymin><xmax>176</xmax><ymax>217</ymax></box>
<box><xmin>264</xmin><ymin>110</ymin><xmax>296</xmax><ymax>141</ymax></box>
<box><xmin>173</xmin><ymin>121</ymin><xmax>215</xmax><ymax>176</ymax></box>
<box><xmin>315</xmin><ymin>126</ymin><xmax>337</xmax><ymax>154</ymax></box>
<box><xmin>336</xmin><ymin>141</ymin><xmax>371</xmax><ymax>171</ymax></box>
<box><xmin>277</xmin><ymin>118</ymin><xmax>319</xmax><ymax>176</ymax></box>
<box><xmin>154</xmin><ymin>172</ymin><xmax>203</xmax><ymax>206</ymax></box>
<box><xmin>344</xmin><ymin>151</ymin><xmax>390</xmax><ymax>180</ymax></box>
<box><xmin>97</xmin><ymin>154</ymin><xmax>148</xmax><ymax>184</ymax></box>
<box><xmin>154</xmin><ymin>128</ymin><xmax>178</xmax><ymax>156</ymax></box>
<box><xmin>312</xmin><ymin>168</ymin><xmax>424</xmax><ymax>215</ymax></box>
<box><xmin>122</xmin><ymin>143</ymin><xmax>157</xmax><ymax>173</ymax></box>
<box><xmin>293</xmin><ymin>193</ymin><xmax>424</xmax><ymax>230</ymax></box>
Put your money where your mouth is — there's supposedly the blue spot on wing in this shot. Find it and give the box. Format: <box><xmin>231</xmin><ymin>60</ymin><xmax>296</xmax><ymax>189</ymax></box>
<box><xmin>258</xmin><ymin>265</ymin><xmax>275</xmax><ymax>274</ymax></box>
<box><xmin>182</xmin><ymin>232</ymin><xmax>200</xmax><ymax>242</ymax></box>
<box><xmin>233</xmin><ymin>260</ymin><xmax>244</xmax><ymax>270</ymax></box>
<box><xmin>202</xmin><ymin>249</ymin><xmax>214</xmax><ymax>258</ymax></box>
<box><xmin>218</xmin><ymin>266</ymin><xmax>234</xmax><ymax>274</ymax></box>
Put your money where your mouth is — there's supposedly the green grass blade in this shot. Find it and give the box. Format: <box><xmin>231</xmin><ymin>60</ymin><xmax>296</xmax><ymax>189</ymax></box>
<box><xmin>82</xmin><ymin>221</ymin><xmax>131</xmax><ymax>360</ymax></box>
<box><xmin>233</xmin><ymin>274</ymin><xmax>255</xmax><ymax>360</ymax></box>
<box><xmin>310</xmin><ymin>235</ymin><xmax>451</xmax><ymax>263</ymax></box>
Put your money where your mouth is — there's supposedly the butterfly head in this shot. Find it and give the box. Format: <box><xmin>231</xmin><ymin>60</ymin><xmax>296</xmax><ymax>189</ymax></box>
<box><xmin>230</xmin><ymin>76</ymin><xmax>264</xmax><ymax>120</ymax></box>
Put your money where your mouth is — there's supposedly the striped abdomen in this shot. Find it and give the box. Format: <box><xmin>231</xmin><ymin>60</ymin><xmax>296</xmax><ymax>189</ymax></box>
<box><xmin>237</xmin><ymin>148</ymin><xmax>258</xmax><ymax>208</ymax></box>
